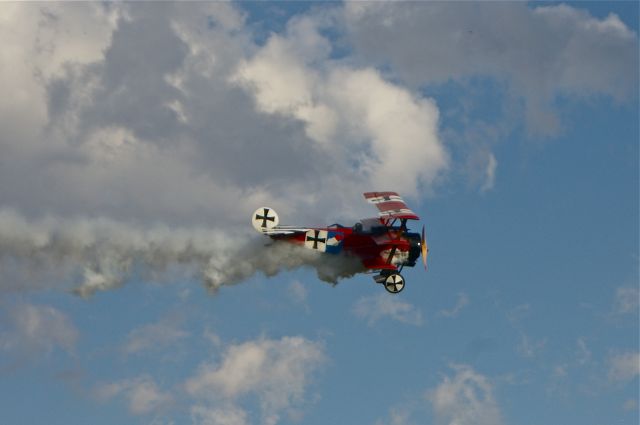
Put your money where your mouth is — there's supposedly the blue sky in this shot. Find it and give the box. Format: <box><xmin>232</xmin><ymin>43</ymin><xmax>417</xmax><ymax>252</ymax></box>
<box><xmin>0</xmin><ymin>2</ymin><xmax>637</xmax><ymax>425</ymax></box>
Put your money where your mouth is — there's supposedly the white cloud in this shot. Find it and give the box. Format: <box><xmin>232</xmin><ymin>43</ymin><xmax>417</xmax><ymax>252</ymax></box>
<box><xmin>623</xmin><ymin>398</ymin><xmax>638</xmax><ymax>411</ymax></box>
<box><xmin>438</xmin><ymin>292</ymin><xmax>470</xmax><ymax>318</ymax></box>
<box><xmin>122</xmin><ymin>317</ymin><xmax>188</xmax><ymax>355</ymax></box>
<box><xmin>232</xmin><ymin>15</ymin><xmax>448</xmax><ymax>198</ymax></box>
<box><xmin>505</xmin><ymin>303</ymin><xmax>546</xmax><ymax>359</ymax></box>
<box><xmin>506</xmin><ymin>303</ymin><xmax>531</xmax><ymax>324</ymax></box>
<box><xmin>185</xmin><ymin>336</ymin><xmax>325</xmax><ymax>425</ymax></box>
<box><xmin>608</xmin><ymin>352</ymin><xmax>640</xmax><ymax>383</ymax></box>
<box><xmin>0</xmin><ymin>3</ymin><xmax>119</xmax><ymax>147</ymax></box>
<box><xmin>93</xmin><ymin>333</ymin><xmax>325</xmax><ymax>423</ymax></box>
<box><xmin>288</xmin><ymin>280</ymin><xmax>309</xmax><ymax>307</ymax></box>
<box><xmin>1</xmin><ymin>2</ymin><xmax>635</xmax><ymax>226</ymax></box>
<box><xmin>480</xmin><ymin>153</ymin><xmax>497</xmax><ymax>193</ymax></box>
<box><xmin>546</xmin><ymin>363</ymin><xmax>571</xmax><ymax>398</ymax></box>
<box><xmin>0</xmin><ymin>2</ymin><xmax>273</xmax><ymax>226</ymax></box>
<box><xmin>0</xmin><ymin>2</ymin><xmax>635</xmax><ymax>294</ymax></box>
<box><xmin>517</xmin><ymin>332</ymin><xmax>547</xmax><ymax>359</ymax></box>
<box><xmin>0</xmin><ymin>3</ymin><xmax>449</xmax><ymax>296</ymax></box>
<box><xmin>576</xmin><ymin>337</ymin><xmax>592</xmax><ymax>366</ymax></box>
<box><xmin>427</xmin><ymin>364</ymin><xmax>503</xmax><ymax>425</ymax></box>
<box><xmin>353</xmin><ymin>293</ymin><xmax>424</xmax><ymax>326</ymax></box>
<box><xmin>231</xmin><ymin>20</ymin><xmax>327</xmax><ymax>117</ymax></box>
<box><xmin>344</xmin><ymin>2</ymin><xmax>638</xmax><ymax>136</ymax></box>
<box><xmin>553</xmin><ymin>364</ymin><xmax>568</xmax><ymax>378</ymax></box>
<box><xmin>95</xmin><ymin>376</ymin><xmax>173</xmax><ymax>415</ymax></box>
<box><xmin>374</xmin><ymin>407</ymin><xmax>414</xmax><ymax>425</ymax></box>
<box><xmin>375</xmin><ymin>364</ymin><xmax>503</xmax><ymax>425</ymax></box>
<box><xmin>0</xmin><ymin>2</ymin><xmax>448</xmax><ymax>236</ymax></box>
<box><xmin>0</xmin><ymin>302</ymin><xmax>78</xmax><ymax>357</ymax></box>
<box><xmin>190</xmin><ymin>405</ymin><xmax>248</xmax><ymax>425</ymax></box>
<box><xmin>613</xmin><ymin>286</ymin><xmax>639</xmax><ymax>315</ymax></box>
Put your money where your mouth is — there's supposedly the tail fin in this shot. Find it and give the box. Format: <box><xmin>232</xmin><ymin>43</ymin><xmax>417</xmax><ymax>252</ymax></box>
<box><xmin>251</xmin><ymin>207</ymin><xmax>279</xmax><ymax>232</ymax></box>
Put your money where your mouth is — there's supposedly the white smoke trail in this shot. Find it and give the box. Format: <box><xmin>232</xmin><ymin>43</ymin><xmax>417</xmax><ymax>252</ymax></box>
<box><xmin>0</xmin><ymin>210</ymin><xmax>364</xmax><ymax>297</ymax></box>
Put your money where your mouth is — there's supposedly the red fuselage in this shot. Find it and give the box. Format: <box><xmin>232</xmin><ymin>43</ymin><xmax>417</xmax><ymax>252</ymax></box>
<box><xmin>272</xmin><ymin>223</ymin><xmax>421</xmax><ymax>271</ymax></box>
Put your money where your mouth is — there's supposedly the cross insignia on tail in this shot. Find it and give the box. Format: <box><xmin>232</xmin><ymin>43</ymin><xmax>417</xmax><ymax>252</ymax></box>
<box><xmin>255</xmin><ymin>208</ymin><xmax>275</xmax><ymax>228</ymax></box>
<box><xmin>251</xmin><ymin>207</ymin><xmax>279</xmax><ymax>232</ymax></box>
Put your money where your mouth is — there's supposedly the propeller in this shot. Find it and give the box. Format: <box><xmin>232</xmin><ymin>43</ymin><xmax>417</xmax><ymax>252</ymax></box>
<box><xmin>421</xmin><ymin>224</ymin><xmax>429</xmax><ymax>270</ymax></box>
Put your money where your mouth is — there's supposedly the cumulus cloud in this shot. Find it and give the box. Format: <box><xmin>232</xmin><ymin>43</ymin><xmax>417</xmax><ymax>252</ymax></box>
<box><xmin>0</xmin><ymin>2</ymin><xmax>635</xmax><ymax>294</ymax></box>
<box><xmin>343</xmin><ymin>2</ymin><xmax>638</xmax><ymax>135</ymax></box>
<box><xmin>0</xmin><ymin>2</ymin><xmax>447</xmax><ymax>233</ymax></box>
<box><xmin>0</xmin><ymin>3</ymin><xmax>119</xmax><ymax>145</ymax></box>
<box><xmin>438</xmin><ymin>292</ymin><xmax>470</xmax><ymax>318</ymax></box>
<box><xmin>504</xmin><ymin>303</ymin><xmax>546</xmax><ymax>359</ymax></box>
<box><xmin>353</xmin><ymin>293</ymin><xmax>424</xmax><ymax>326</ymax></box>
<box><xmin>95</xmin><ymin>375</ymin><xmax>173</xmax><ymax>415</ymax></box>
<box><xmin>576</xmin><ymin>337</ymin><xmax>592</xmax><ymax>366</ymax></box>
<box><xmin>191</xmin><ymin>405</ymin><xmax>249</xmax><ymax>425</ymax></box>
<box><xmin>516</xmin><ymin>332</ymin><xmax>547</xmax><ymax>359</ymax></box>
<box><xmin>92</xmin><ymin>333</ymin><xmax>326</xmax><ymax>423</ymax></box>
<box><xmin>623</xmin><ymin>398</ymin><xmax>638</xmax><ymax>411</ymax></box>
<box><xmin>1</xmin><ymin>1</ymin><xmax>636</xmax><ymax>224</ymax></box>
<box><xmin>427</xmin><ymin>364</ymin><xmax>503</xmax><ymax>425</ymax></box>
<box><xmin>374</xmin><ymin>364</ymin><xmax>504</xmax><ymax>425</ymax></box>
<box><xmin>232</xmin><ymin>15</ymin><xmax>448</xmax><ymax>198</ymax></box>
<box><xmin>506</xmin><ymin>303</ymin><xmax>531</xmax><ymax>324</ymax></box>
<box><xmin>185</xmin><ymin>336</ymin><xmax>325</xmax><ymax>425</ymax></box>
<box><xmin>341</xmin><ymin>1</ymin><xmax>638</xmax><ymax>190</ymax></box>
<box><xmin>0</xmin><ymin>302</ymin><xmax>78</xmax><ymax>360</ymax></box>
<box><xmin>0</xmin><ymin>2</ymin><xmax>447</xmax><ymax>294</ymax></box>
<box><xmin>122</xmin><ymin>317</ymin><xmax>189</xmax><ymax>355</ymax></box>
<box><xmin>0</xmin><ymin>2</ymin><xmax>283</xmax><ymax>226</ymax></box>
<box><xmin>613</xmin><ymin>286</ymin><xmax>639</xmax><ymax>315</ymax></box>
<box><xmin>608</xmin><ymin>352</ymin><xmax>640</xmax><ymax>383</ymax></box>
<box><xmin>480</xmin><ymin>153</ymin><xmax>498</xmax><ymax>193</ymax></box>
<box><xmin>288</xmin><ymin>280</ymin><xmax>309</xmax><ymax>307</ymax></box>
<box><xmin>373</xmin><ymin>408</ymin><xmax>414</xmax><ymax>425</ymax></box>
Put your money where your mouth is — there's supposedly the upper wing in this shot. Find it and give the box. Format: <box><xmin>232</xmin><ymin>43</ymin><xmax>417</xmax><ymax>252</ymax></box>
<box><xmin>363</xmin><ymin>191</ymin><xmax>419</xmax><ymax>220</ymax></box>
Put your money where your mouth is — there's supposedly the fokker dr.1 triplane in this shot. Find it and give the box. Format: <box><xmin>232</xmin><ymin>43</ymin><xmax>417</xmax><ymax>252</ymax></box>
<box><xmin>252</xmin><ymin>192</ymin><xmax>428</xmax><ymax>294</ymax></box>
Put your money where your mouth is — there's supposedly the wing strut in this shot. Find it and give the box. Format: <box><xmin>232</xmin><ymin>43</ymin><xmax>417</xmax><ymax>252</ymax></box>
<box><xmin>386</xmin><ymin>245</ymin><xmax>397</xmax><ymax>265</ymax></box>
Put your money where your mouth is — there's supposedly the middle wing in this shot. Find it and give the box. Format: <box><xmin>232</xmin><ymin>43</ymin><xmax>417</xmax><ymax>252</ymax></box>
<box><xmin>363</xmin><ymin>191</ymin><xmax>419</xmax><ymax>220</ymax></box>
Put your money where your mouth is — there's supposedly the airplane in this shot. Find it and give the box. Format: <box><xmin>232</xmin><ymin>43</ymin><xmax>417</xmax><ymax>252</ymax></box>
<box><xmin>251</xmin><ymin>192</ymin><xmax>428</xmax><ymax>294</ymax></box>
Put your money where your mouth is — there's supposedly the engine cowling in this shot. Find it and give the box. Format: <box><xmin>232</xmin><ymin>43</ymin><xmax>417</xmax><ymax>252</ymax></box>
<box><xmin>406</xmin><ymin>232</ymin><xmax>422</xmax><ymax>267</ymax></box>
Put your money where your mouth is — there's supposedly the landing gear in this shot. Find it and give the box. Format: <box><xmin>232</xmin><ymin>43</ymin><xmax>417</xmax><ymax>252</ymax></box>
<box><xmin>383</xmin><ymin>273</ymin><xmax>405</xmax><ymax>294</ymax></box>
<box><xmin>372</xmin><ymin>270</ymin><xmax>406</xmax><ymax>294</ymax></box>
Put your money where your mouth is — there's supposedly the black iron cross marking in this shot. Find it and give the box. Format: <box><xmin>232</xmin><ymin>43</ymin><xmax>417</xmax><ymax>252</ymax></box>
<box><xmin>306</xmin><ymin>230</ymin><xmax>326</xmax><ymax>249</ymax></box>
<box><xmin>255</xmin><ymin>208</ymin><xmax>275</xmax><ymax>228</ymax></box>
<box><xmin>382</xmin><ymin>195</ymin><xmax>392</xmax><ymax>201</ymax></box>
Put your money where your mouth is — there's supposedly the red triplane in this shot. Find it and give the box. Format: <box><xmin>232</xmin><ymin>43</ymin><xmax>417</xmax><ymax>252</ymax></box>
<box><xmin>252</xmin><ymin>192</ymin><xmax>428</xmax><ymax>293</ymax></box>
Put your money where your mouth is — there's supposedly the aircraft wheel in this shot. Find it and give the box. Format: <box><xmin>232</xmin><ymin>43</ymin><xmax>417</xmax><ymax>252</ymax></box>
<box><xmin>384</xmin><ymin>273</ymin><xmax>405</xmax><ymax>294</ymax></box>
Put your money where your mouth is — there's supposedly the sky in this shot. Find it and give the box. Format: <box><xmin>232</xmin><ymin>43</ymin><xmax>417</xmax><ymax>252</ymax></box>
<box><xmin>0</xmin><ymin>1</ymin><xmax>638</xmax><ymax>425</ymax></box>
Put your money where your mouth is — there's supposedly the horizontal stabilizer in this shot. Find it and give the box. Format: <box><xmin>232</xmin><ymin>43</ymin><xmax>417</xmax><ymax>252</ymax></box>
<box><xmin>259</xmin><ymin>227</ymin><xmax>310</xmax><ymax>235</ymax></box>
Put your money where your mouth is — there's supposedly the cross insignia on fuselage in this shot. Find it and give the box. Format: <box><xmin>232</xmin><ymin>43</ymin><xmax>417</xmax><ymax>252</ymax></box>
<box><xmin>306</xmin><ymin>230</ymin><xmax>326</xmax><ymax>249</ymax></box>
<box><xmin>255</xmin><ymin>208</ymin><xmax>275</xmax><ymax>228</ymax></box>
